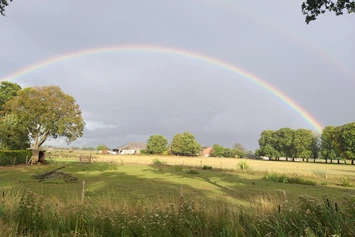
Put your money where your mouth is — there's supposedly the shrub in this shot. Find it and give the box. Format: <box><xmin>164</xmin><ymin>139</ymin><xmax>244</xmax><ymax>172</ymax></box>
<box><xmin>0</xmin><ymin>150</ymin><xmax>31</xmax><ymax>166</ymax></box>
<box><xmin>202</xmin><ymin>165</ymin><xmax>212</xmax><ymax>170</ymax></box>
<box><xmin>140</xmin><ymin>149</ymin><xmax>149</xmax><ymax>155</ymax></box>
<box><xmin>152</xmin><ymin>158</ymin><xmax>167</xmax><ymax>166</ymax></box>
<box><xmin>237</xmin><ymin>160</ymin><xmax>250</xmax><ymax>171</ymax></box>
<box><xmin>174</xmin><ymin>165</ymin><xmax>183</xmax><ymax>171</ymax></box>
<box><xmin>161</xmin><ymin>150</ymin><xmax>169</xmax><ymax>156</ymax></box>
<box><xmin>186</xmin><ymin>169</ymin><xmax>199</xmax><ymax>174</ymax></box>
<box><xmin>341</xmin><ymin>177</ymin><xmax>354</xmax><ymax>187</ymax></box>
<box><xmin>264</xmin><ymin>172</ymin><xmax>316</xmax><ymax>185</ymax></box>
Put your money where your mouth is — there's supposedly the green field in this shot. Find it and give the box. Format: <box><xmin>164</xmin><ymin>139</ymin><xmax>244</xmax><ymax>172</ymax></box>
<box><xmin>1</xmin><ymin>157</ymin><xmax>355</xmax><ymax>236</ymax></box>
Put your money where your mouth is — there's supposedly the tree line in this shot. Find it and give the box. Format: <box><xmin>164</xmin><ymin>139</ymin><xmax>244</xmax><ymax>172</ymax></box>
<box><xmin>255</xmin><ymin>124</ymin><xmax>355</xmax><ymax>164</ymax></box>
<box><xmin>142</xmin><ymin>133</ymin><xmax>251</xmax><ymax>158</ymax></box>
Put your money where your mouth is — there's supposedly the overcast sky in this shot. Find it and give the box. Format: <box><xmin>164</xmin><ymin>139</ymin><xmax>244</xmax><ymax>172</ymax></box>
<box><xmin>0</xmin><ymin>0</ymin><xmax>354</xmax><ymax>150</ymax></box>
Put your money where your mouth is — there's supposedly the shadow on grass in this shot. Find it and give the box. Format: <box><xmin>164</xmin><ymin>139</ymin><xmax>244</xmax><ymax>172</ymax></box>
<box><xmin>1</xmin><ymin>162</ymin><xmax>355</xmax><ymax>210</ymax></box>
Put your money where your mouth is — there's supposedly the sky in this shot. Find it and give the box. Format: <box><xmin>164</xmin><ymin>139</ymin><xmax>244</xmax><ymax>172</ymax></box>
<box><xmin>0</xmin><ymin>0</ymin><xmax>354</xmax><ymax>150</ymax></box>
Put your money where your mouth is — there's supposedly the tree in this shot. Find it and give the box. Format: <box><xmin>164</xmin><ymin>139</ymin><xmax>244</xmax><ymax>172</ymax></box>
<box><xmin>211</xmin><ymin>144</ymin><xmax>225</xmax><ymax>157</ymax></box>
<box><xmin>0</xmin><ymin>81</ymin><xmax>29</xmax><ymax>149</ymax></box>
<box><xmin>257</xmin><ymin>130</ymin><xmax>280</xmax><ymax>160</ymax></box>
<box><xmin>0</xmin><ymin>113</ymin><xmax>29</xmax><ymax>149</ymax></box>
<box><xmin>302</xmin><ymin>0</ymin><xmax>355</xmax><ymax>24</ymax></box>
<box><xmin>320</xmin><ymin>126</ymin><xmax>341</xmax><ymax>163</ymax></box>
<box><xmin>310</xmin><ymin>132</ymin><xmax>321</xmax><ymax>161</ymax></box>
<box><xmin>171</xmin><ymin>132</ymin><xmax>200</xmax><ymax>156</ymax></box>
<box><xmin>0</xmin><ymin>0</ymin><xmax>12</xmax><ymax>16</ymax></box>
<box><xmin>233</xmin><ymin>143</ymin><xmax>247</xmax><ymax>158</ymax></box>
<box><xmin>147</xmin><ymin>134</ymin><xmax>168</xmax><ymax>154</ymax></box>
<box><xmin>292</xmin><ymin>129</ymin><xmax>313</xmax><ymax>161</ymax></box>
<box><xmin>223</xmin><ymin>148</ymin><xmax>236</xmax><ymax>158</ymax></box>
<box><xmin>97</xmin><ymin>144</ymin><xmax>109</xmax><ymax>151</ymax></box>
<box><xmin>2</xmin><ymin>85</ymin><xmax>85</xmax><ymax>158</ymax></box>
<box><xmin>274</xmin><ymin>128</ymin><xmax>294</xmax><ymax>160</ymax></box>
<box><xmin>0</xmin><ymin>81</ymin><xmax>22</xmax><ymax>109</ymax></box>
<box><xmin>171</xmin><ymin>134</ymin><xmax>182</xmax><ymax>155</ymax></box>
<box><xmin>339</xmin><ymin>122</ymin><xmax>355</xmax><ymax>164</ymax></box>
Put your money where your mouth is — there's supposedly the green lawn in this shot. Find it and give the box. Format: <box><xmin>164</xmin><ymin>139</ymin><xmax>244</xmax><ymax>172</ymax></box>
<box><xmin>1</xmin><ymin>160</ymin><xmax>354</xmax><ymax>210</ymax></box>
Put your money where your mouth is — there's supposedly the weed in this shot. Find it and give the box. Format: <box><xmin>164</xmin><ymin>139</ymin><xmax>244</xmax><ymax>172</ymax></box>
<box><xmin>341</xmin><ymin>177</ymin><xmax>354</xmax><ymax>187</ymax></box>
<box><xmin>237</xmin><ymin>160</ymin><xmax>250</xmax><ymax>171</ymax></box>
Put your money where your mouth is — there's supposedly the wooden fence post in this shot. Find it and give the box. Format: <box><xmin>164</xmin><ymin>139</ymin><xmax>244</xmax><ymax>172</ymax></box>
<box><xmin>81</xmin><ymin>181</ymin><xmax>85</xmax><ymax>204</ymax></box>
<box><xmin>179</xmin><ymin>185</ymin><xmax>184</xmax><ymax>212</ymax></box>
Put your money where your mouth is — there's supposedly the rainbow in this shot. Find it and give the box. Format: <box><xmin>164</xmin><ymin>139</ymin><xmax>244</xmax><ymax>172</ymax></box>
<box><xmin>0</xmin><ymin>44</ymin><xmax>324</xmax><ymax>132</ymax></box>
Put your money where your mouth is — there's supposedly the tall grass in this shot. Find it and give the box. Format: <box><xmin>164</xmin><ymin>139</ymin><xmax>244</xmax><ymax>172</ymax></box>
<box><xmin>0</xmin><ymin>188</ymin><xmax>354</xmax><ymax>236</ymax></box>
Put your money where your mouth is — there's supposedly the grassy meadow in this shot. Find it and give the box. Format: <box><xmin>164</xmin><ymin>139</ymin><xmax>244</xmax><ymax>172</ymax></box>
<box><xmin>1</xmin><ymin>154</ymin><xmax>355</xmax><ymax>236</ymax></box>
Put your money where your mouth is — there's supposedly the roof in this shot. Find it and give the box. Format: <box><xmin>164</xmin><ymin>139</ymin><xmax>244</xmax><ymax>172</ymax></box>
<box><xmin>115</xmin><ymin>142</ymin><xmax>147</xmax><ymax>150</ymax></box>
<box><xmin>200</xmin><ymin>146</ymin><xmax>212</xmax><ymax>151</ymax></box>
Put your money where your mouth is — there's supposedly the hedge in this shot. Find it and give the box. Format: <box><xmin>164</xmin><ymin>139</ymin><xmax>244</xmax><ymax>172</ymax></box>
<box><xmin>0</xmin><ymin>150</ymin><xmax>32</xmax><ymax>166</ymax></box>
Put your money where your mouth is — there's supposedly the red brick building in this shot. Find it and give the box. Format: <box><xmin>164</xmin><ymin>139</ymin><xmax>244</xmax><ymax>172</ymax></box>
<box><xmin>200</xmin><ymin>146</ymin><xmax>213</xmax><ymax>157</ymax></box>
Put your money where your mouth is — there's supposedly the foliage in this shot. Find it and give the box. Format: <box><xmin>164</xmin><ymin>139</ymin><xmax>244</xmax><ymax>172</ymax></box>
<box><xmin>292</xmin><ymin>128</ymin><xmax>313</xmax><ymax>158</ymax></box>
<box><xmin>1</xmin><ymin>188</ymin><xmax>355</xmax><ymax>236</ymax></box>
<box><xmin>0</xmin><ymin>114</ymin><xmax>29</xmax><ymax>150</ymax></box>
<box><xmin>264</xmin><ymin>172</ymin><xmax>317</xmax><ymax>185</ymax></box>
<box><xmin>171</xmin><ymin>132</ymin><xmax>201</xmax><ymax>156</ymax></box>
<box><xmin>310</xmin><ymin>133</ymin><xmax>321</xmax><ymax>159</ymax></box>
<box><xmin>152</xmin><ymin>157</ymin><xmax>167</xmax><ymax>165</ymax></box>
<box><xmin>202</xmin><ymin>165</ymin><xmax>213</xmax><ymax>170</ymax></box>
<box><xmin>0</xmin><ymin>150</ymin><xmax>31</xmax><ymax>166</ymax></box>
<box><xmin>321</xmin><ymin>125</ymin><xmax>341</xmax><ymax>161</ymax></box>
<box><xmin>147</xmin><ymin>134</ymin><xmax>168</xmax><ymax>154</ymax></box>
<box><xmin>257</xmin><ymin>128</ymin><xmax>321</xmax><ymax>161</ymax></box>
<box><xmin>96</xmin><ymin>144</ymin><xmax>109</xmax><ymax>151</ymax></box>
<box><xmin>339</xmin><ymin>122</ymin><xmax>355</xmax><ymax>162</ymax></box>
<box><xmin>341</xmin><ymin>177</ymin><xmax>354</xmax><ymax>187</ymax></box>
<box><xmin>211</xmin><ymin>144</ymin><xmax>225</xmax><ymax>157</ymax></box>
<box><xmin>237</xmin><ymin>160</ymin><xmax>250</xmax><ymax>171</ymax></box>
<box><xmin>0</xmin><ymin>0</ymin><xmax>12</xmax><ymax>17</ymax></box>
<box><xmin>0</xmin><ymin>82</ymin><xmax>29</xmax><ymax>149</ymax></box>
<box><xmin>81</xmin><ymin>146</ymin><xmax>96</xmax><ymax>150</ymax></box>
<box><xmin>186</xmin><ymin>169</ymin><xmax>199</xmax><ymax>174</ymax></box>
<box><xmin>257</xmin><ymin>130</ymin><xmax>280</xmax><ymax>159</ymax></box>
<box><xmin>302</xmin><ymin>0</ymin><xmax>355</xmax><ymax>24</ymax></box>
<box><xmin>0</xmin><ymin>81</ymin><xmax>21</xmax><ymax>109</ymax></box>
<box><xmin>2</xmin><ymin>85</ymin><xmax>85</xmax><ymax>153</ymax></box>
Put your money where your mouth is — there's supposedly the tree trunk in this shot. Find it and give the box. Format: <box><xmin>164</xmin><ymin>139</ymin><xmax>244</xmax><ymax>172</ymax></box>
<box><xmin>325</xmin><ymin>158</ymin><xmax>327</xmax><ymax>163</ymax></box>
<box><xmin>337</xmin><ymin>159</ymin><xmax>340</xmax><ymax>164</ymax></box>
<box><xmin>313</xmin><ymin>158</ymin><xmax>316</xmax><ymax>163</ymax></box>
<box><xmin>302</xmin><ymin>158</ymin><xmax>305</xmax><ymax>162</ymax></box>
<box><xmin>306</xmin><ymin>158</ymin><xmax>309</xmax><ymax>162</ymax></box>
<box><xmin>352</xmin><ymin>159</ymin><xmax>354</xmax><ymax>165</ymax></box>
<box><xmin>292</xmin><ymin>157</ymin><xmax>295</xmax><ymax>162</ymax></box>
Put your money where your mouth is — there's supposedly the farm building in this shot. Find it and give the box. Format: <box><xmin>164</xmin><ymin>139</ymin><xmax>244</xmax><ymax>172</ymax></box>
<box><xmin>200</xmin><ymin>146</ymin><xmax>213</xmax><ymax>157</ymax></box>
<box><xmin>113</xmin><ymin>142</ymin><xmax>147</xmax><ymax>155</ymax></box>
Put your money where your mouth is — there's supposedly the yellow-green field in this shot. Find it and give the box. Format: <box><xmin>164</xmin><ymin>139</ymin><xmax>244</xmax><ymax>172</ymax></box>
<box><xmin>1</xmin><ymin>154</ymin><xmax>355</xmax><ymax>207</ymax></box>
<box><xmin>1</xmin><ymin>156</ymin><xmax>355</xmax><ymax>236</ymax></box>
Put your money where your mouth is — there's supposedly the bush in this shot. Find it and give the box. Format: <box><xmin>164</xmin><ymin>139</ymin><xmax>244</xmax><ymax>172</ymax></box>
<box><xmin>161</xmin><ymin>150</ymin><xmax>169</xmax><ymax>156</ymax></box>
<box><xmin>341</xmin><ymin>177</ymin><xmax>354</xmax><ymax>187</ymax></box>
<box><xmin>152</xmin><ymin>158</ymin><xmax>167</xmax><ymax>166</ymax></box>
<box><xmin>174</xmin><ymin>165</ymin><xmax>183</xmax><ymax>171</ymax></box>
<box><xmin>237</xmin><ymin>160</ymin><xmax>250</xmax><ymax>171</ymax></box>
<box><xmin>140</xmin><ymin>149</ymin><xmax>149</xmax><ymax>155</ymax></box>
<box><xmin>264</xmin><ymin>172</ymin><xmax>316</xmax><ymax>185</ymax></box>
<box><xmin>0</xmin><ymin>150</ymin><xmax>31</xmax><ymax>166</ymax></box>
<box><xmin>186</xmin><ymin>169</ymin><xmax>199</xmax><ymax>174</ymax></box>
<box><xmin>202</xmin><ymin>165</ymin><xmax>212</xmax><ymax>170</ymax></box>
